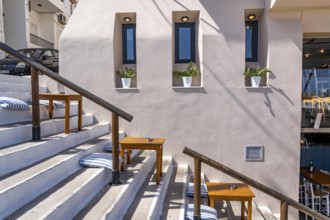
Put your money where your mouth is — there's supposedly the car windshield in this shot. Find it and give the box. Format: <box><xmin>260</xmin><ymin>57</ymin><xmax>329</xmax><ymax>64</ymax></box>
<box><xmin>6</xmin><ymin>49</ymin><xmax>41</xmax><ymax>59</ymax></box>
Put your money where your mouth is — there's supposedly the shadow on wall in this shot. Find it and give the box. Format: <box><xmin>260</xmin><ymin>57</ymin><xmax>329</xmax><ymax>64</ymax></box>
<box><xmin>204</xmin><ymin>63</ymin><xmax>298</xmax><ymax>157</ymax></box>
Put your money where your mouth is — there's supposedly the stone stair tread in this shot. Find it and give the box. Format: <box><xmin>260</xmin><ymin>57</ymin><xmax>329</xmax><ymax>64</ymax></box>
<box><xmin>0</xmin><ymin>114</ymin><xmax>94</xmax><ymax>148</ymax></box>
<box><xmin>0</xmin><ymin>123</ymin><xmax>101</xmax><ymax>155</ymax></box>
<box><xmin>6</xmin><ymin>168</ymin><xmax>104</xmax><ymax>220</ymax></box>
<box><xmin>0</xmin><ymin>133</ymin><xmax>113</xmax><ymax>189</ymax></box>
<box><xmin>161</xmin><ymin>165</ymin><xmax>189</xmax><ymax>220</ymax></box>
<box><xmin>257</xmin><ymin>205</ymin><xmax>277</xmax><ymax>220</ymax></box>
<box><xmin>73</xmin><ymin>150</ymin><xmax>156</xmax><ymax>220</ymax></box>
<box><xmin>124</xmin><ymin>157</ymin><xmax>172</xmax><ymax>220</ymax></box>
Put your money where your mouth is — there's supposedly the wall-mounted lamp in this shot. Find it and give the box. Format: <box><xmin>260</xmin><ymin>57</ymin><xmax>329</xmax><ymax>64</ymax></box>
<box><xmin>123</xmin><ymin>17</ymin><xmax>131</xmax><ymax>23</ymax></box>
<box><xmin>247</xmin><ymin>14</ymin><xmax>256</xmax><ymax>20</ymax></box>
<box><xmin>305</xmin><ymin>53</ymin><xmax>311</xmax><ymax>58</ymax></box>
<box><xmin>320</xmin><ymin>49</ymin><xmax>325</xmax><ymax>53</ymax></box>
<box><xmin>37</xmin><ymin>3</ymin><xmax>42</xmax><ymax>7</ymax></box>
<box><xmin>181</xmin><ymin>16</ymin><xmax>189</xmax><ymax>22</ymax></box>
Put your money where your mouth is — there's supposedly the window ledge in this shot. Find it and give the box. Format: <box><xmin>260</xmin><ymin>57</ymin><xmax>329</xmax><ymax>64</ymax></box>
<box><xmin>115</xmin><ymin>87</ymin><xmax>139</xmax><ymax>91</ymax></box>
<box><xmin>172</xmin><ymin>86</ymin><xmax>203</xmax><ymax>89</ymax></box>
<box><xmin>245</xmin><ymin>86</ymin><xmax>270</xmax><ymax>89</ymax></box>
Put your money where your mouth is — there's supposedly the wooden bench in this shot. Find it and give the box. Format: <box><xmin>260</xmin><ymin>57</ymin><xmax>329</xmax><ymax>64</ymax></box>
<box><xmin>39</xmin><ymin>93</ymin><xmax>82</xmax><ymax>134</ymax></box>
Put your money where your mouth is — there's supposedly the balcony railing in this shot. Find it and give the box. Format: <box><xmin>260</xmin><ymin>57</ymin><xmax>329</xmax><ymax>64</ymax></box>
<box><xmin>30</xmin><ymin>34</ymin><xmax>54</xmax><ymax>48</ymax></box>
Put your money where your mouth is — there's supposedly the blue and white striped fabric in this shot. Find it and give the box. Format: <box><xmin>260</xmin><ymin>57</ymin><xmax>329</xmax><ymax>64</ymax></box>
<box><xmin>28</xmin><ymin>99</ymin><xmax>65</xmax><ymax>108</ymax></box>
<box><xmin>0</xmin><ymin>97</ymin><xmax>30</xmax><ymax>111</ymax></box>
<box><xmin>104</xmin><ymin>143</ymin><xmax>122</xmax><ymax>152</ymax></box>
<box><xmin>186</xmin><ymin>182</ymin><xmax>209</xmax><ymax>198</ymax></box>
<box><xmin>185</xmin><ymin>204</ymin><xmax>217</xmax><ymax>220</ymax></box>
<box><xmin>79</xmin><ymin>153</ymin><xmax>123</xmax><ymax>170</ymax></box>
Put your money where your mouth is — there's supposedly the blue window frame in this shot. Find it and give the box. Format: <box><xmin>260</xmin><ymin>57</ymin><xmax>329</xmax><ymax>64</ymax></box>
<box><xmin>175</xmin><ymin>23</ymin><xmax>195</xmax><ymax>63</ymax></box>
<box><xmin>245</xmin><ymin>21</ymin><xmax>258</xmax><ymax>62</ymax></box>
<box><xmin>122</xmin><ymin>24</ymin><xmax>136</xmax><ymax>64</ymax></box>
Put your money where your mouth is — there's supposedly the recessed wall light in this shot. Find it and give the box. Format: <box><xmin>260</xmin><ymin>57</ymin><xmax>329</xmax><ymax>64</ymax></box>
<box><xmin>305</xmin><ymin>53</ymin><xmax>311</xmax><ymax>58</ymax></box>
<box><xmin>123</xmin><ymin>17</ymin><xmax>131</xmax><ymax>23</ymax></box>
<box><xmin>247</xmin><ymin>14</ymin><xmax>256</xmax><ymax>20</ymax></box>
<box><xmin>181</xmin><ymin>16</ymin><xmax>189</xmax><ymax>22</ymax></box>
<box><xmin>320</xmin><ymin>49</ymin><xmax>325</xmax><ymax>53</ymax></box>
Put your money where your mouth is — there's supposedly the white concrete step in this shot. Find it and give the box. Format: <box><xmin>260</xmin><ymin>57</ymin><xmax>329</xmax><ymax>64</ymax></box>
<box><xmin>0</xmin><ymin>133</ymin><xmax>117</xmax><ymax>219</ymax></box>
<box><xmin>0</xmin><ymin>123</ymin><xmax>113</xmax><ymax>176</ymax></box>
<box><xmin>6</xmin><ymin>168</ymin><xmax>111</xmax><ymax>220</ymax></box>
<box><xmin>0</xmin><ymin>102</ymin><xmax>79</xmax><ymax>126</ymax></box>
<box><xmin>161</xmin><ymin>165</ymin><xmax>189</xmax><ymax>220</ymax></box>
<box><xmin>124</xmin><ymin>157</ymin><xmax>173</xmax><ymax>220</ymax></box>
<box><xmin>0</xmin><ymin>114</ymin><xmax>94</xmax><ymax>148</ymax></box>
<box><xmin>73</xmin><ymin>150</ymin><xmax>157</xmax><ymax>220</ymax></box>
<box><xmin>257</xmin><ymin>205</ymin><xmax>278</xmax><ymax>220</ymax></box>
<box><xmin>0</xmin><ymin>91</ymin><xmax>32</xmax><ymax>102</ymax></box>
<box><xmin>0</xmin><ymin>81</ymin><xmax>48</xmax><ymax>93</ymax></box>
<box><xmin>0</xmin><ymin>74</ymin><xmax>31</xmax><ymax>85</ymax></box>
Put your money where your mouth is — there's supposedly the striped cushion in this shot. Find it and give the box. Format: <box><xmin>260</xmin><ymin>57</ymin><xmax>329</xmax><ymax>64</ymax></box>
<box><xmin>186</xmin><ymin>182</ymin><xmax>209</xmax><ymax>198</ymax></box>
<box><xmin>185</xmin><ymin>204</ymin><xmax>217</xmax><ymax>220</ymax></box>
<box><xmin>79</xmin><ymin>153</ymin><xmax>123</xmax><ymax>170</ymax></box>
<box><xmin>0</xmin><ymin>97</ymin><xmax>30</xmax><ymax>111</ymax></box>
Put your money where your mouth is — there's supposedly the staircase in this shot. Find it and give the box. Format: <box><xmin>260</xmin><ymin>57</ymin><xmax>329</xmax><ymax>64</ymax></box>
<box><xmin>0</xmin><ymin>74</ymin><xmax>186</xmax><ymax>220</ymax></box>
<box><xmin>0</xmin><ymin>74</ymin><xmax>277</xmax><ymax>220</ymax></box>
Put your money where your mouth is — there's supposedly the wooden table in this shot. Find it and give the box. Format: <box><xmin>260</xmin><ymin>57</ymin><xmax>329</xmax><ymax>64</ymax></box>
<box><xmin>119</xmin><ymin>137</ymin><xmax>165</xmax><ymax>185</ymax></box>
<box><xmin>300</xmin><ymin>168</ymin><xmax>330</xmax><ymax>202</ymax></box>
<box><xmin>39</xmin><ymin>93</ymin><xmax>82</xmax><ymax>134</ymax></box>
<box><xmin>206</xmin><ymin>182</ymin><xmax>255</xmax><ymax>220</ymax></box>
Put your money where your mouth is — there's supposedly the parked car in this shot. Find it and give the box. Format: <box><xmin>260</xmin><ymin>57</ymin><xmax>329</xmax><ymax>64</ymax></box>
<box><xmin>0</xmin><ymin>48</ymin><xmax>59</xmax><ymax>76</ymax></box>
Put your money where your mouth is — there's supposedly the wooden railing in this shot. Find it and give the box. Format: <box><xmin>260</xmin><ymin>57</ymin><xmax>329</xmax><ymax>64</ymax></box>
<box><xmin>0</xmin><ymin>42</ymin><xmax>133</xmax><ymax>184</ymax></box>
<box><xmin>183</xmin><ymin>147</ymin><xmax>330</xmax><ymax>220</ymax></box>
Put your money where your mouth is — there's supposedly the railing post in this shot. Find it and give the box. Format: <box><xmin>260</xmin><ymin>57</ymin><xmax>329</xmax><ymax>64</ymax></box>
<box><xmin>280</xmin><ymin>201</ymin><xmax>288</xmax><ymax>220</ymax></box>
<box><xmin>194</xmin><ymin>158</ymin><xmax>201</xmax><ymax>220</ymax></box>
<box><xmin>31</xmin><ymin>67</ymin><xmax>40</xmax><ymax>141</ymax></box>
<box><xmin>111</xmin><ymin>112</ymin><xmax>121</xmax><ymax>185</ymax></box>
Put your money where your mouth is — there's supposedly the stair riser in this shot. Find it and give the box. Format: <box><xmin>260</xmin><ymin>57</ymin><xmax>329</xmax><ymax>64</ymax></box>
<box><xmin>0</xmin><ymin>114</ymin><xmax>94</xmax><ymax>148</ymax></box>
<box><xmin>0</xmin><ymin>82</ymin><xmax>48</xmax><ymax>93</ymax></box>
<box><xmin>0</xmin><ymin>74</ymin><xmax>30</xmax><ymax>85</ymax></box>
<box><xmin>0</xmin><ymin>104</ymin><xmax>79</xmax><ymax>126</ymax></box>
<box><xmin>148</xmin><ymin>159</ymin><xmax>173</xmax><ymax>219</ymax></box>
<box><xmin>44</xmin><ymin>169</ymin><xmax>111</xmax><ymax>220</ymax></box>
<box><xmin>0</xmin><ymin>138</ymin><xmax>111</xmax><ymax>219</ymax></box>
<box><xmin>0</xmin><ymin>124</ymin><xmax>110</xmax><ymax>176</ymax></box>
<box><xmin>105</xmin><ymin>152</ymin><xmax>157</xmax><ymax>220</ymax></box>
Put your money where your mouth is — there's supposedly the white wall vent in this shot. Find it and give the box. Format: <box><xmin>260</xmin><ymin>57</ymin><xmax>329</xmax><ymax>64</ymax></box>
<box><xmin>58</xmin><ymin>14</ymin><xmax>67</xmax><ymax>25</ymax></box>
<box><xmin>244</xmin><ymin>145</ymin><xmax>264</xmax><ymax>161</ymax></box>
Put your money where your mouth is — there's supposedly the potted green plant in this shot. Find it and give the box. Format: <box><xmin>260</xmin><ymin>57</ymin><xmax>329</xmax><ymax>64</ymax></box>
<box><xmin>173</xmin><ymin>62</ymin><xmax>200</xmax><ymax>87</ymax></box>
<box><xmin>243</xmin><ymin>66</ymin><xmax>271</xmax><ymax>88</ymax></box>
<box><xmin>117</xmin><ymin>67</ymin><xmax>136</xmax><ymax>88</ymax></box>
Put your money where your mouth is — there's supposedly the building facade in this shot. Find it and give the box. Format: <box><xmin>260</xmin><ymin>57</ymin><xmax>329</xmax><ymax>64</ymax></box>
<box><xmin>59</xmin><ymin>0</ymin><xmax>330</xmax><ymax>217</ymax></box>
<box><xmin>0</xmin><ymin>0</ymin><xmax>77</xmax><ymax>58</ymax></box>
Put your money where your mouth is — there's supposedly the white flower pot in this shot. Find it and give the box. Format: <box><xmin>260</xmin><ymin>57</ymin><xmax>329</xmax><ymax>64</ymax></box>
<box><xmin>121</xmin><ymin>78</ymin><xmax>131</xmax><ymax>88</ymax></box>
<box><xmin>250</xmin><ymin>76</ymin><xmax>261</xmax><ymax>88</ymax></box>
<box><xmin>182</xmin><ymin>76</ymin><xmax>192</xmax><ymax>87</ymax></box>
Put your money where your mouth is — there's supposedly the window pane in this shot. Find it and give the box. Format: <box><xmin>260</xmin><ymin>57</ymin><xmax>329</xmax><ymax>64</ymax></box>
<box><xmin>179</xmin><ymin>27</ymin><xmax>191</xmax><ymax>60</ymax></box>
<box><xmin>245</xmin><ymin>21</ymin><xmax>257</xmax><ymax>62</ymax></box>
<box><xmin>126</xmin><ymin>28</ymin><xmax>134</xmax><ymax>61</ymax></box>
<box><xmin>245</xmin><ymin>26</ymin><xmax>253</xmax><ymax>58</ymax></box>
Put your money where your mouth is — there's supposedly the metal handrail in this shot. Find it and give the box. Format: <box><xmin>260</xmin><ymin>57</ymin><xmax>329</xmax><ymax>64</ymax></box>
<box><xmin>0</xmin><ymin>42</ymin><xmax>133</xmax><ymax>122</ymax></box>
<box><xmin>0</xmin><ymin>42</ymin><xmax>132</xmax><ymax>184</ymax></box>
<box><xmin>183</xmin><ymin>146</ymin><xmax>330</xmax><ymax>220</ymax></box>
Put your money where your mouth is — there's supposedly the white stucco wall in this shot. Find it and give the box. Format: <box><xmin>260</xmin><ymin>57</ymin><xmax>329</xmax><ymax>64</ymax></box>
<box><xmin>60</xmin><ymin>0</ymin><xmax>306</xmax><ymax>216</ymax></box>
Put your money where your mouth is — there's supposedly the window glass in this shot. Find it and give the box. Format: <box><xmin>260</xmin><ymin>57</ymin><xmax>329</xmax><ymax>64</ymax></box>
<box><xmin>245</xmin><ymin>21</ymin><xmax>258</xmax><ymax>62</ymax></box>
<box><xmin>53</xmin><ymin>50</ymin><xmax>59</xmax><ymax>59</ymax></box>
<box><xmin>43</xmin><ymin>50</ymin><xmax>53</xmax><ymax>58</ymax></box>
<box><xmin>175</xmin><ymin>23</ymin><xmax>195</xmax><ymax>63</ymax></box>
<box><xmin>122</xmin><ymin>24</ymin><xmax>136</xmax><ymax>64</ymax></box>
